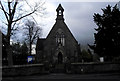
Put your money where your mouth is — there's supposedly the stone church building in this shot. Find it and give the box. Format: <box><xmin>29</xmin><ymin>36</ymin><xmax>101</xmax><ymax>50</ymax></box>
<box><xmin>36</xmin><ymin>4</ymin><xmax>81</xmax><ymax>64</ymax></box>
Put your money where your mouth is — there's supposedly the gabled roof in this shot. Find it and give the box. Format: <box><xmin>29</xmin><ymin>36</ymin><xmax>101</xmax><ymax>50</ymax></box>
<box><xmin>36</xmin><ymin>38</ymin><xmax>46</xmax><ymax>51</ymax></box>
<box><xmin>46</xmin><ymin>4</ymin><xmax>78</xmax><ymax>44</ymax></box>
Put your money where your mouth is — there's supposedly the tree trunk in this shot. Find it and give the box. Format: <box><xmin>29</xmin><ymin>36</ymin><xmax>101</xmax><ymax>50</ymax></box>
<box><xmin>6</xmin><ymin>23</ymin><xmax>13</xmax><ymax>66</ymax></box>
<box><xmin>7</xmin><ymin>45</ymin><xmax>13</xmax><ymax>66</ymax></box>
<box><xmin>29</xmin><ymin>42</ymin><xmax>32</xmax><ymax>56</ymax></box>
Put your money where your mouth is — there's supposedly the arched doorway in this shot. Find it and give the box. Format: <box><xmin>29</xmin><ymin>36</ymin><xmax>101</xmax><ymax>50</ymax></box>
<box><xmin>58</xmin><ymin>52</ymin><xmax>63</xmax><ymax>64</ymax></box>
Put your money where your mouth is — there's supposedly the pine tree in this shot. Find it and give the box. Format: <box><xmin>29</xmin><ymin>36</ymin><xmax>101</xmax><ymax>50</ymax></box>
<box><xmin>89</xmin><ymin>5</ymin><xmax>120</xmax><ymax>61</ymax></box>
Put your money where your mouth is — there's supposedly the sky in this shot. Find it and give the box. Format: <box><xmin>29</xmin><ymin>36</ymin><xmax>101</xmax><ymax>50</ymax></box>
<box><xmin>41</xmin><ymin>1</ymin><xmax>117</xmax><ymax>46</ymax></box>
<box><xmin>0</xmin><ymin>0</ymin><xmax>119</xmax><ymax>47</ymax></box>
<box><xmin>32</xmin><ymin>1</ymin><xmax>119</xmax><ymax>54</ymax></box>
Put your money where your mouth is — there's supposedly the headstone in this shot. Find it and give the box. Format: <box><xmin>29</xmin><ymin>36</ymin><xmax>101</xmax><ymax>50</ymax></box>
<box><xmin>100</xmin><ymin>57</ymin><xmax>104</xmax><ymax>62</ymax></box>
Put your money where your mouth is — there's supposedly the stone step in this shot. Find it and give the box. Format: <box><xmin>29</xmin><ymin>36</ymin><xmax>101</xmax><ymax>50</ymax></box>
<box><xmin>55</xmin><ymin>64</ymin><xmax>64</xmax><ymax>69</ymax></box>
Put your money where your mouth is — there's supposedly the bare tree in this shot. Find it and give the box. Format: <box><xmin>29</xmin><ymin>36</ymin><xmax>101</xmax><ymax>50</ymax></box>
<box><xmin>0</xmin><ymin>0</ymin><xmax>45</xmax><ymax>66</ymax></box>
<box><xmin>24</xmin><ymin>20</ymin><xmax>42</xmax><ymax>55</ymax></box>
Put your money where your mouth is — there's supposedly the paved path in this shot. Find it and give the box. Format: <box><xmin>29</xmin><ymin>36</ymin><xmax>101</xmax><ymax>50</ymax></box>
<box><xmin>2</xmin><ymin>73</ymin><xmax>120</xmax><ymax>81</ymax></box>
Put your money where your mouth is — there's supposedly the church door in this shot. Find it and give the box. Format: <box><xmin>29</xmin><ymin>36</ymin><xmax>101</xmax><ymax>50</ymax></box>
<box><xmin>58</xmin><ymin>52</ymin><xmax>63</xmax><ymax>64</ymax></box>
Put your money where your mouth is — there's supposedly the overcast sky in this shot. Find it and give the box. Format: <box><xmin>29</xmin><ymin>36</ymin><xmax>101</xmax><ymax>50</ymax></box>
<box><xmin>42</xmin><ymin>1</ymin><xmax>117</xmax><ymax>46</ymax></box>
<box><xmin>0</xmin><ymin>0</ymin><xmax>119</xmax><ymax>46</ymax></box>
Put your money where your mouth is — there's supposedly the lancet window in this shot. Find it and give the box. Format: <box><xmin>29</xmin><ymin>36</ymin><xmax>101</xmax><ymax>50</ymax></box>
<box><xmin>55</xmin><ymin>32</ymin><xmax>65</xmax><ymax>46</ymax></box>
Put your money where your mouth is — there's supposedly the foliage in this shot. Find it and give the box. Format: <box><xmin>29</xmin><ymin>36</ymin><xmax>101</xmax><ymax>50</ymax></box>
<box><xmin>12</xmin><ymin>42</ymin><xmax>28</xmax><ymax>65</ymax></box>
<box><xmin>89</xmin><ymin>5</ymin><xmax>120</xmax><ymax>61</ymax></box>
<box><xmin>24</xmin><ymin>20</ymin><xmax>42</xmax><ymax>55</ymax></box>
<box><xmin>0</xmin><ymin>0</ymin><xmax>45</xmax><ymax>65</ymax></box>
<box><xmin>81</xmin><ymin>49</ymin><xmax>92</xmax><ymax>62</ymax></box>
<box><xmin>0</xmin><ymin>0</ymin><xmax>44</xmax><ymax>44</ymax></box>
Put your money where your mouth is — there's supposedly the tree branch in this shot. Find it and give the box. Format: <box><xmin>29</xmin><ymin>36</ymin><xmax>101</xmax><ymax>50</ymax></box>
<box><xmin>11</xmin><ymin>1</ymin><xmax>18</xmax><ymax>20</ymax></box>
<box><xmin>12</xmin><ymin>10</ymin><xmax>37</xmax><ymax>22</ymax></box>
<box><xmin>11</xmin><ymin>22</ymin><xmax>17</xmax><ymax>30</ymax></box>
<box><xmin>0</xmin><ymin>1</ymin><xmax>9</xmax><ymax>22</ymax></box>
<box><xmin>31</xmin><ymin>29</ymin><xmax>39</xmax><ymax>43</ymax></box>
<box><xmin>8</xmin><ymin>0</ymin><xmax>12</xmax><ymax>21</ymax></box>
<box><xmin>0</xmin><ymin>6</ymin><xmax>9</xmax><ymax>15</ymax></box>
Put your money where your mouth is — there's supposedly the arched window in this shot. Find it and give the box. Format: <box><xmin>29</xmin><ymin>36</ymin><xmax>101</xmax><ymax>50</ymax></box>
<box><xmin>61</xmin><ymin>33</ymin><xmax>65</xmax><ymax>46</ymax></box>
<box><xmin>59</xmin><ymin>10</ymin><xmax>62</xmax><ymax>15</ymax></box>
<box><xmin>55</xmin><ymin>32</ymin><xmax>65</xmax><ymax>46</ymax></box>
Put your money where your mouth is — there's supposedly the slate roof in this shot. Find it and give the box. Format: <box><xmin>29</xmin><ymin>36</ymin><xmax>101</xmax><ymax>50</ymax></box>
<box><xmin>36</xmin><ymin>38</ymin><xmax>46</xmax><ymax>51</ymax></box>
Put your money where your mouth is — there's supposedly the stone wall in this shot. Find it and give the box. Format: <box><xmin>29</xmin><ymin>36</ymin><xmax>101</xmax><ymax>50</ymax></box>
<box><xmin>66</xmin><ymin>62</ymin><xmax>120</xmax><ymax>74</ymax></box>
<box><xmin>2</xmin><ymin>64</ymin><xmax>47</xmax><ymax>76</ymax></box>
<box><xmin>2</xmin><ymin>62</ymin><xmax>120</xmax><ymax>76</ymax></box>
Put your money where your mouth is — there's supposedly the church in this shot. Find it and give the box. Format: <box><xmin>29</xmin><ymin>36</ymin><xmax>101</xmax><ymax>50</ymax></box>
<box><xmin>36</xmin><ymin>4</ymin><xmax>81</xmax><ymax>64</ymax></box>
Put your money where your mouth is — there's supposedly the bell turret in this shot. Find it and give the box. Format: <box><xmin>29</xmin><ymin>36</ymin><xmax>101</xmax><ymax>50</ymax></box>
<box><xmin>56</xmin><ymin>4</ymin><xmax>64</xmax><ymax>21</ymax></box>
